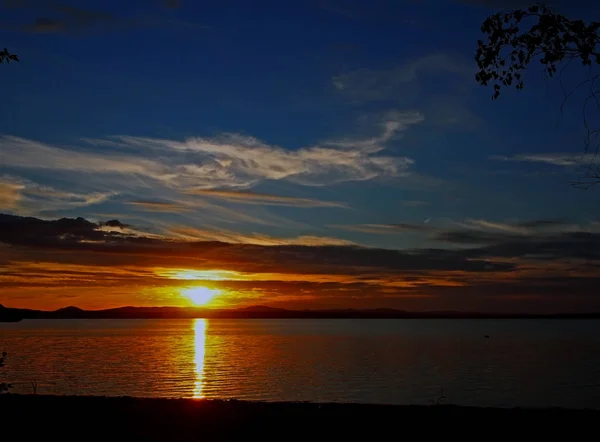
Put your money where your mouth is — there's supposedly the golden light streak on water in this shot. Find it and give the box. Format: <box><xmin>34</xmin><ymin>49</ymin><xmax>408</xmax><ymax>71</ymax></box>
<box><xmin>193</xmin><ymin>319</ymin><xmax>207</xmax><ymax>399</ymax></box>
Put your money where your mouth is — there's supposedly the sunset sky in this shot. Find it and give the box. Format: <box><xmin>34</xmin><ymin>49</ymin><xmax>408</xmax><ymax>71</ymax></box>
<box><xmin>1</xmin><ymin>0</ymin><xmax>600</xmax><ymax>312</ymax></box>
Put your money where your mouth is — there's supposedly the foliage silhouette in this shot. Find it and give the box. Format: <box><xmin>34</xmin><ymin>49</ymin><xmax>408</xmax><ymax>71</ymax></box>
<box><xmin>429</xmin><ymin>388</ymin><xmax>447</xmax><ymax>406</ymax></box>
<box><xmin>475</xmin><ymin>3</ymin><xmax>600</xmax><ymax>187</ymax></box>
<box><xmin>0</xmin><ymin>352</ymin><xmax>12</xmax><ymax>394</ymax></box>
<box><xmin>0</xmin><ymin>48</ymin><xmax>18</xmax><ymax>64</ymax></box>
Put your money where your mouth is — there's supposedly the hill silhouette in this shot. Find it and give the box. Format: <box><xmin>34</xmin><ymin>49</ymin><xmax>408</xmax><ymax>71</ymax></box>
<box><xmin>1</xmin><ymin>304</ymin><xmax>599</xmax><ymax>321</ymax></box>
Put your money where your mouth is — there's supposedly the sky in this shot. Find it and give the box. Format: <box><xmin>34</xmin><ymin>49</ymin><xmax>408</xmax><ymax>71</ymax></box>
<box><xmin>1</xmin><ymin>0</ymin><xmax>600</xmax><ymax>312</ymax></box>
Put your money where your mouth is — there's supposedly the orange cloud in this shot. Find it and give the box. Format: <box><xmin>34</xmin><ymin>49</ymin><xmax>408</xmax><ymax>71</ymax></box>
<box><xmin>128</xmin><ymin>200</ymin><xmax>192</xmax><ymax>213</ymax></box>
<box><xmin>189</xmin><ymin>189</ymin><xmax>348</xmax><ymax>208</ymax></box>
<box><xmin>2</xmin><ymin>214</ymin><xmax>600</xmax><ymax>313</ymax></box>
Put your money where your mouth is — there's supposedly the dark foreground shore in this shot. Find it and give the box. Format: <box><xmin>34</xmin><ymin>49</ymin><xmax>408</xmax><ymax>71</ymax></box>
<box><xmin>1</xmin><ymin>395</ymin><xmax>598</xmax><ymax>440</ymax></box>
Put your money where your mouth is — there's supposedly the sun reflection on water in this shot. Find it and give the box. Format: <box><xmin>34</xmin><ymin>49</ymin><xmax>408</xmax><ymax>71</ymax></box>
<box><xmin>193</xmin><ymin>319</ymin><xmax>207</xmax><ymax>399</ymax></box>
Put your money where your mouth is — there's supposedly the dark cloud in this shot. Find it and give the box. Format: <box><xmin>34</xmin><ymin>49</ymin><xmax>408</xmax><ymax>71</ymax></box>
<box><xmin>0</xmin><ymin>214</ymin><xmax>137</xmax><ymax>248</ymax></box>
<box><xmin>476</xmin><ymin>232</ymin><xmax>600</xmax><ymax>261</ymax></box>
<box><xmin>516</xmin><ymin>219</ymin><xmax>571</xmax><ymax>229</ymax></box>
<box><xmin>335</xmin><ymin>219</ymin><xmax>594</xmax><ymax>257</ymax></box>
<box><xmin>434</xmin><ymin>229</ymin><xmax>517</xmax><ymax>245</ymax></box>
<box><xmin>429</xmin><ymin>220</ymin><xmax>600</xmax><ymax>262</ymax></box>
<box><xmin>3</xmin><ymin>214</ymin><xmax>599</xmax><ymax>272</ymax></box>
<box><xmin>1</xmin><ymin>1</ymin><xmax>136</xmax><ymax>33</ymax></box>
<box><xmin>0</xmin><ymin>213</ymin><xmax>513</xmax><ymax>276</ymax></box>
<box><xmin>102</xmin><ymin>219</ymin><xmax>129</xmax><ymax>229</ymax></box>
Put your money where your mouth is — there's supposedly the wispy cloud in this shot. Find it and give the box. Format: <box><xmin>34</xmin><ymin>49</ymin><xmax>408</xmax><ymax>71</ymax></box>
<box><xmin>0</xmin><ymin>176</ymin><xmax>24</xmax><ymax>210</ymax></box>
<box><xmin>0</xmin><ymin>175</ymin><xmax>114</xmax><ymax>215</ymax></box>
<box><xmin>114</xmin><ymin>114</ymin><xmax>420</xmax><ymax>187</ymax></box>
<box><xmin>332</xmin><ymin>53</ymin><xmax>478</xmax><ymax>128</ymax></box>
<box><xmin>332</xmin><ymin>217</ymin><xmax>583</xmax><ymax>243</ymax></box>
<box><xmin>0</xmin><ymin>112</ymin><xmax>422</xmax><ymax>201</ymax></box>
<box><xmin>402</xmin><ymin>200</ymin><xmax>429</xmax><ymax>207</ymax></box>
<box><xmin>188</xmin><ymin>189</ymin><xmax>348</xmax><ymax>208</ymax></box>
<box><xmin>0</xmin><ymin>135</ymin><xmax>167</xmax><ymax>176</ymax></box>
<box><xmin>333</xmin><ymin>53</ymin><xmax>473</xmax><ymax>101</ymax></box>
<box><xmin>128</xmin><ymin>200</ymin><xmax>192</xmax><ymax>213</ymax></box>
<box><xmin>332</xmin><ymin>222</ymin><xmax>435</xmax><ymax>234</ymax></box>
<box><xmin>327</xmin><ymin>110</ymin><xmax>423</xmax><ymax>153</ymax></box>
<box><xmin>437</xmin><ymin>218</ymin><xmax>582</xmax><ymax>245</ymax></box>
<box><xmin>489</xmin><ymin>153</ymin><xmax>583</xmax><ymax>167</ymax></box>
<box><xmin>166</xmin><ymin>224</ymin><xmax>356</xmax><ymax>246</ymax></box>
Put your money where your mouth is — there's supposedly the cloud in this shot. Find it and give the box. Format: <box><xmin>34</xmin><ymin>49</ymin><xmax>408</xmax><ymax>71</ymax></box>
<box><xmin>327</xmin><ymin>110</ymin><xmax>424</xmax><ymax>152</ymax></box>
<box><xmin>0</xmin><ymin>176</ymin><xmax>25</xmax><ymax>210</ymax></box>
<box><xmin>434</xmin><ymin>218</ymin><xmax>583</xmax><ymax>246</ymax></box>
<box><xmin>333</xmin><ymin>217</ymin><xmax>587</xmax><ymax>247</ymax></box>
<box><xmin>115</xmin><ymin>129</ymin><xmax>416</xmax><ymax>188</ymax></box>
<box><xmin>103</xmin><ymin>219</ymin><xmax>128</xmax><ymax>229</ymax></box>
<box><xmin>0</xmin><ymin>214</ymin><xmax>512</xmax><ymax>274</ymax></box>
<box><xmin>402</xmin><ymin>200</ymin><xmax>429</xmax><ymax>207</ymax></box>
<box><xmin>0</xmin><ymin>135</ymin><xmax>167</xmax><ymax>176</ymax></box>
<box><xmin>166</xmin><ymin>224</ymin><xmax>356</xmax><ymax>246</ymax></box>
<box><xmin>188</xmin><ymin>189</ymin><xmax>348</xmax><ymax>208</ymax></box>
<box><xmin>4</xmin><ymin>213</ymin><xmax>600</xmax><ymax>311</ymax></box>
<box><xmin>0</xmin><ymin>175</ymin><xmax>114</xmax><ymax>215</ymax></box>
<box><xmin>332</xmin><ymin>222</ymin><xmax>435</xmax><ymax>234</ymax></box>
<box><xmin>490</xmin><ymin>153</ymin><xmax>583</xmax><ymax>167</ymax></box>
<box><xmin>333</xmin><ymin>53</ymin><xmax>473</xmax><ymax>102</ymax></box>
<box><xmin>332</xmin><ymin>53</ymin><xmax>479</xmax><ymax>129</ymax></box>
<box><xmin>0</xmin><ymin>213</ymin><xmax>164</xmax><ymax>252</ymax></box>
<box><xmin>0</xmin><ymin>113</ymin><xmax>421</xmax><ymax>195</ymax></box>
<box><xmin>128</xmin><ymin>200</ymin><xmax>192</xmax><ymax>213</ymax></box>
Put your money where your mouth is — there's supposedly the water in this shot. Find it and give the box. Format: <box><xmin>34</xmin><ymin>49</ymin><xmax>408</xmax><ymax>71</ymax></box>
<box><xmin>1</xmin><ymin>319</ymin><xmax>599</xmax><ymax>408</ymax></box>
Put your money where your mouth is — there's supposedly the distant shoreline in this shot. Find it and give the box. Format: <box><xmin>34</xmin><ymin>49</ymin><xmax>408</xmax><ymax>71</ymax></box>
<box><xmin>2</xmin><ymin>304</ymin><xmax>600</xmax><ymax>321</ymax></box>
<box><xmin>1</xmin><ymin>395</ymin><xmax>597</xmax><ymax>440</ymax></box>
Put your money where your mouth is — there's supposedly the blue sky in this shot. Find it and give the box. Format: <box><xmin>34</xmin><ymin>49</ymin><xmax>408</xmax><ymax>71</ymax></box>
<box><xmin>2</xmin><ymin>0</ymin><xmax>600</xmax><ymax>312</ymax></box>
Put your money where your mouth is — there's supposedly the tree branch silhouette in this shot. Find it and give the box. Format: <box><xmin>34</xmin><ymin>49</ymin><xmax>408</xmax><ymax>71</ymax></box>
<box><xmin>475</xmin><ymin>2</ymin><xmax>600</xmax><ymax>187</ymax></box>
<box><xmin>0</xmin><ymin>48</ymin><xmax>18</xmax><ymax>64</ymax></box>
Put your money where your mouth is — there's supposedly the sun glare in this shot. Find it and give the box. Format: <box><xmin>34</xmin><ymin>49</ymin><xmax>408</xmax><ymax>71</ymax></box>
<box><xmin>182</xmin><ymin>286</ymin><xmax>221</xmax><ymax>306</ymax></box>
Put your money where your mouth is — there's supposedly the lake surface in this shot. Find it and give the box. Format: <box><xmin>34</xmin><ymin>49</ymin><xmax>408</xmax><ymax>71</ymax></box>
<box><xmin>1</xmin><ymin>319</ymin><xmax>599</xmax><ymax>408</ymax></box>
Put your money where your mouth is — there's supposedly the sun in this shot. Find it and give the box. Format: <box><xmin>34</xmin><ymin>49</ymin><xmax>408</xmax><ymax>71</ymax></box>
<box><xmin>182</xmin><ymin>286</ymin><xmax>221</xmax><ymax>306</ymax></box>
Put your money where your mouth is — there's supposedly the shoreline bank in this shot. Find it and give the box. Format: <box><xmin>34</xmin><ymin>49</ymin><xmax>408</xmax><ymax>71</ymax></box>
<box><xmin>0</xmin><ymin>394</ymin><xmax>598</xmax><ymax>440</ymax></box>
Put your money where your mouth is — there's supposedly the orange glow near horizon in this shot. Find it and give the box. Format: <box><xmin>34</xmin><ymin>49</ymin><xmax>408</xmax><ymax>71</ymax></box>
<box><xmin>160</xmin><ymin>269</ymin><xmax>244</xmax><ymax>281</ymax></box>
<box><xmin>193</xmin><ymin>319</ymin><xmax>207</xmax><ymax>399</ymax></box>
<box><xmin>182</xmin><ymin>286</ymin><xmax>222</xmax><ymax>306</ymax></box>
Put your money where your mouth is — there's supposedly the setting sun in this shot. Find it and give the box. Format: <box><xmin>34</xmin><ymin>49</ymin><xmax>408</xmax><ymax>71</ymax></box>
<box><xmin>182</xmin><ymin>287</ymin><xmax>221</xmax><ymax>306</ymax></box>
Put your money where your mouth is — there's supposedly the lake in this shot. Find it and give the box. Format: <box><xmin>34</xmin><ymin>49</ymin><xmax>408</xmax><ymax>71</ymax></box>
<box><xmin>1</xmin><ymin>319</ymin><xmax>599</xmax><ymax>408</ymax></box>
